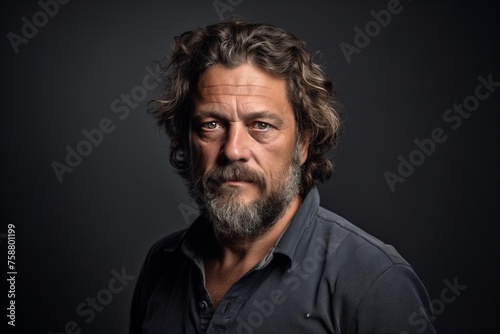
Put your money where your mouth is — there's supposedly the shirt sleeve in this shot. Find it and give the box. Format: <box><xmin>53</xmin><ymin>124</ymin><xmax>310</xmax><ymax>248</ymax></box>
<box><xmin>352</xmin><ymin>264</ymin><xmax>436</xmax><ymax>334</ymax></box>
<box><xmin>128</xmin><ymin>238</ymin><xmax>172</xmax><ymax>334</ymax></box>
<box><xmin>129</xmin><ymin>245</ymin><xmax>153</xmax><ymax>334</ymax></box>
<box><xmin>128</xmin><ymin>230</ymin><xmax>187</xmax><ymax>334</ymax></box>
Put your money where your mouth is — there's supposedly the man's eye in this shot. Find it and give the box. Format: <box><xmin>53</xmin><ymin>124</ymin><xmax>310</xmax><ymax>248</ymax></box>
<box><xmin>201</xmin><ymin>121</ymin><xmax>220</xmax><ymax>130</ymax></box>
<box><xmin>253</xmin><ymin>122</ymin><xmax>271</xmax><ymax>130</ymax></box>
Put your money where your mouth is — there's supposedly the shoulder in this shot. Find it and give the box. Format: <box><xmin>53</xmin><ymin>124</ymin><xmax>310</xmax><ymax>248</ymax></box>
<box><xmin>129</xmin><ymin>227</ymin><xmax>191</xmax><ymax>333</ymax></box>
<box><xmin>310</xmin><ymin>207</ymin><xmax>435</xmax><ymax>332</ymax></box>
<box><xmin>147</xmin><ymin>228</ymin><xmax>188</xmax><ymax>257</ymax></box>
<box><xmin>310</xmin><ymin>206</ymin><xmax>415</xmax><ymax>304</ymax></box>
<box><xmin>137</xmin><ymin>227</ymin><xmax>189</xmax><ymax>286</ymax></box>
<box><xmin>314</xmin><ymin>206</ymin><xmax>409</xmax><ymax>268</ymax></box>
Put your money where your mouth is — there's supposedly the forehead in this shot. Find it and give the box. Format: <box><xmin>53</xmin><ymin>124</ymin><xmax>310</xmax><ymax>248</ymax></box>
<box><xmin>194</xmin><ymin>63</ymin><xmax>291</xmax><ymax>111</ymax></box>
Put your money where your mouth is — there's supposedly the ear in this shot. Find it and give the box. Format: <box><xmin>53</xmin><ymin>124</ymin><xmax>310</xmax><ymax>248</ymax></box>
<box><xmin>299</xmin><ymin>131</ymin><xmax>311</xmax><ymax>165</ymax></box>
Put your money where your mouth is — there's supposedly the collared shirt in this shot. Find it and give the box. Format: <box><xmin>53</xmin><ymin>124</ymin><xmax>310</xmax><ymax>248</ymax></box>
<box><xmin>130</xmin><ymin>187</ymin><xmax>436</xmax><ymax>334</ymax></box>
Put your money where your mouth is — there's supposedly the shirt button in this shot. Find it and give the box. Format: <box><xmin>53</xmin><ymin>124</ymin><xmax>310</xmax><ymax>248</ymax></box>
<box><xmin>199</xmin><ymin>300</ymin><xmax>208</xmax><ymax>310</ymax></box>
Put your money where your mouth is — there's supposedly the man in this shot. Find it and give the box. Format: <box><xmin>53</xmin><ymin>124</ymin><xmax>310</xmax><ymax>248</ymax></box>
<box><xmin>130</xmin><ymin>19</ymin><xmax>436</xmax><ymax>334</ymax></box>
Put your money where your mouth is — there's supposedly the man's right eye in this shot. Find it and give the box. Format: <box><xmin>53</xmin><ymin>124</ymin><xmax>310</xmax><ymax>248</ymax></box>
<box><xmin>201</xmin><ymin>121</ymin><xmax>221</xmax><ymax>130</ymax></box>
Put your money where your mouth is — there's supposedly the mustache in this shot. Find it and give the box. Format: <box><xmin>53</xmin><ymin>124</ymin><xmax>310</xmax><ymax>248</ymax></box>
<box><xmin>203</xmin><ymin>163</ymin><xmax>267</xmax><ymax>190</ymax></box>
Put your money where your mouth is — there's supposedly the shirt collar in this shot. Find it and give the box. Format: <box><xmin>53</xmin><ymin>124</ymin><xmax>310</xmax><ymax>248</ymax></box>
<box><xmin>273</xmin><ymin>187</ymin><xmax>320</xmax><ymax>262</ymax></box>
<box><xmin>161</xmin><ymin>217</ymin><xmax>207</xmax><ymax>254</ymax></box>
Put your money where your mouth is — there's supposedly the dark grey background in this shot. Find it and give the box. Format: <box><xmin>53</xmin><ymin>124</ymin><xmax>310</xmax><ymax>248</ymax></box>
<box><xmin>1</xmin><ymin>0</ymin><xmax>498</xmax><ymax>333</ymax></box>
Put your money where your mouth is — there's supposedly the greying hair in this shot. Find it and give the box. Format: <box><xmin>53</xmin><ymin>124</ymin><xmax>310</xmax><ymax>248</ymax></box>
<box><xmin>150</xmin><ymin>19</ymin><xmax>343</xmax><ymax>195</ymax></box>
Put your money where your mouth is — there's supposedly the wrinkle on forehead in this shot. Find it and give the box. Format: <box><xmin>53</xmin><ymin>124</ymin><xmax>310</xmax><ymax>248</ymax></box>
<box><xmin>197</xmin><ymin>64</ymin><xmax>286</xmax><ymax>96</ymax></box>
<box><xmin>193</xmin><ymin>64</ymin><xmax>292</xmax><ymax>119</ymax></box>
<box><xmin>198</xmin><ymin>84</ymin><xmax>281</xmax><ymax>100</ymax></box>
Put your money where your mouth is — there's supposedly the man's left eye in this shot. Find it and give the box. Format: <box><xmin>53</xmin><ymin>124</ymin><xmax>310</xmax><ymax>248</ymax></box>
<box><xmin>252</xmin><ymin>122</ymin><xmax>271</xmax><ymax>130</ymax></box>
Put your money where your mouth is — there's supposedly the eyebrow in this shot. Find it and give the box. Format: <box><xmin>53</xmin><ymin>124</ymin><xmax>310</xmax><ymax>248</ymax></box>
<box><xmin>192</xmin><ymin>111</ymin><xmax>285</xmax><ymax>127</ymax></box>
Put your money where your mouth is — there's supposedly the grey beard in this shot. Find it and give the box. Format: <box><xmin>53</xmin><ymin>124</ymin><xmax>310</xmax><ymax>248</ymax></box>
<box><xmin>189</xmin><ymin>147</ymin><xmax>302</xmax><ymax>240</ymax></box>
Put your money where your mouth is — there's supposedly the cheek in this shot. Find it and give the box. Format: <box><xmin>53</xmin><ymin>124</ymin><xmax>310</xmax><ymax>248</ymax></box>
<box><xmin>262</xmin><ymin>143</ymin><xmax>296</xmax><ymax>181</ymax></box>
<box><xmin>192</xmin><ymin>141</ymin><xmax>220</xmax><ymax>173</ymax></box>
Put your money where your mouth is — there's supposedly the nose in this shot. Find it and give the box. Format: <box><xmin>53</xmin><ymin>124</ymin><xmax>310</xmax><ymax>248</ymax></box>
<box><xmin>219</xmin><ymin>123</ymin><xmax>251</xmax><ymax>163</ymax></box>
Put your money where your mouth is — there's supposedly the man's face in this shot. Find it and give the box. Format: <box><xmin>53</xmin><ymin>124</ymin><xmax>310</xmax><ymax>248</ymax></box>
<box><xmin>189</xmin><ymin>63</ymin><xmax>308</xmax><ymax>239</ymax></box>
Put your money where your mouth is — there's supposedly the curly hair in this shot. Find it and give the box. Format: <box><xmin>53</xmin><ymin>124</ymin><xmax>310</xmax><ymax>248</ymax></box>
<box><xmin>150</xmin><ymin>19</ymin><xmax>343</xmax><ymax>195</ymax></box>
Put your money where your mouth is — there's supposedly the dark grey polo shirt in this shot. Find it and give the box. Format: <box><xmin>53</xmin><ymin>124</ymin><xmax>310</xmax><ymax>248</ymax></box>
<box><xmin>130</xmin><ymin>187</ymin><xmax>436</xmax><ymax>334</ymax></box>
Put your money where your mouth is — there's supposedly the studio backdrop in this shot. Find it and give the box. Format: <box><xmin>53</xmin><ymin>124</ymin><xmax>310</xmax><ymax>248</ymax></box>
<box><xmin>1</xmin><ymin>0</ymin><xmax>499</xmax><ymax>333</ymax></box>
